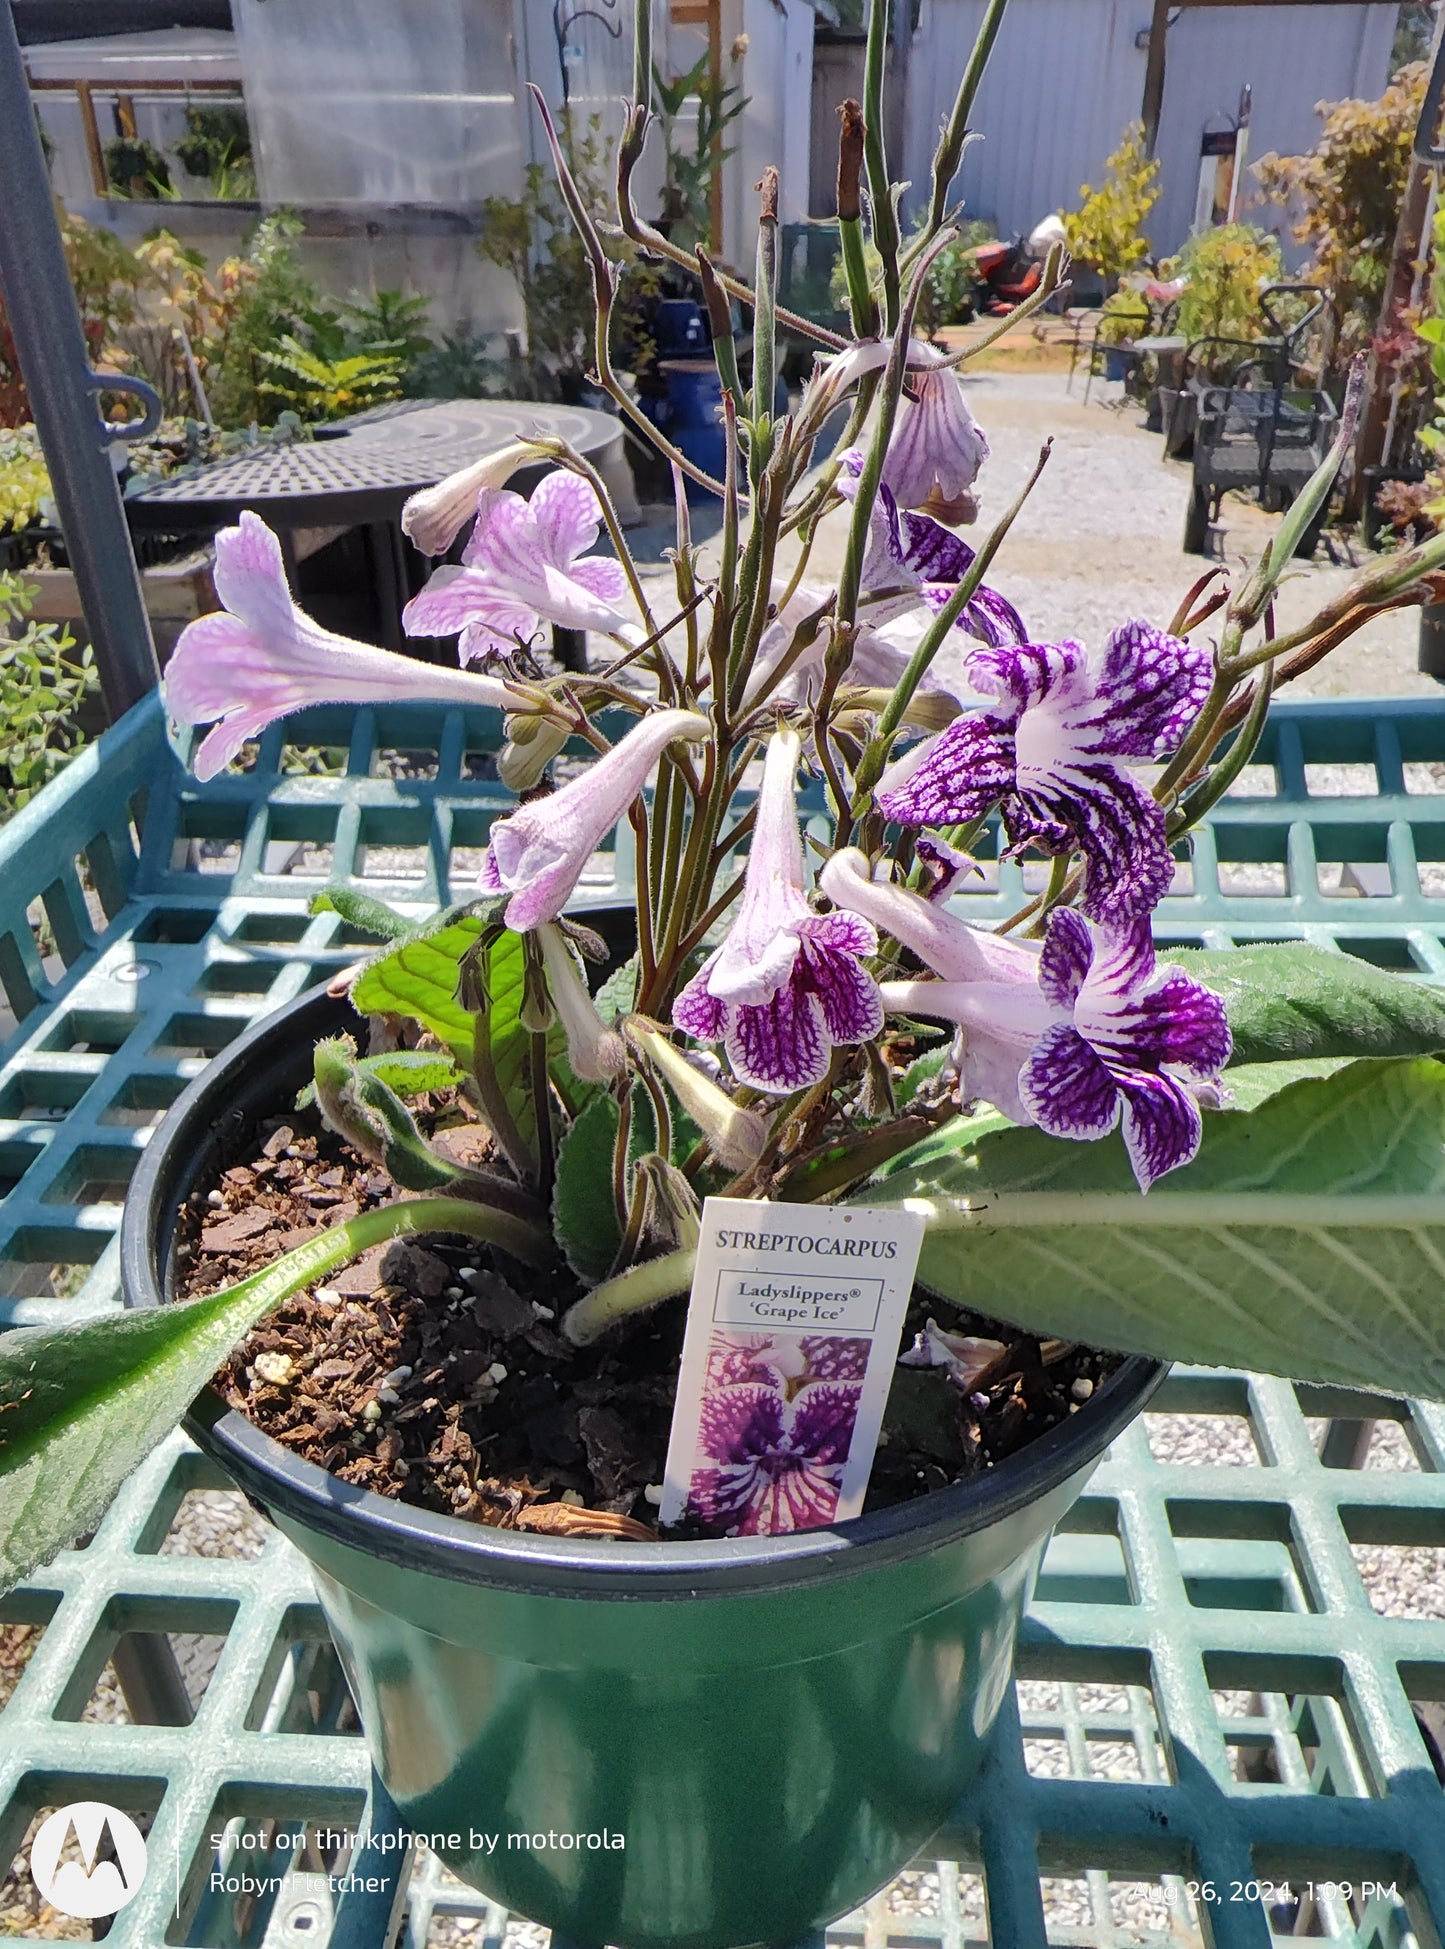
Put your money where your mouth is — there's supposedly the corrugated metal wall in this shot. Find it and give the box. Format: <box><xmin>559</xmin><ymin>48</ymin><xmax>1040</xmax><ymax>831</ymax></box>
<box><xmin>899</xmin><ymin>0</ymin><xmax>1397</xmax><ymax>255</ymax></box>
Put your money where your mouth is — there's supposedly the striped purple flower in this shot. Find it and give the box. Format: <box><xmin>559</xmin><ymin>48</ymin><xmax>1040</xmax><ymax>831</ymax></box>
<box><xmin>837</xmin><ymin>453</ymin><xmax>1027</xmax><ymax>649</ymax></box>
<box><xmin>877</xmin><ymin>624</ymin><xmax>1213</xmax><ymax>923</ymax></box>
<box><xmin>686</xmin><ymin>1331</ymin><xmax>871</xmax><ymax>1534</ymax></box>
<box><xmin>673</xmin><ymin>729</ymin><xmax>883</xmax><ymax>1094</ymax></box>
<box><xmin>878</xmin><ymin>904</ymin><xmax>1231</xmax><ymax>1191</ymax></box>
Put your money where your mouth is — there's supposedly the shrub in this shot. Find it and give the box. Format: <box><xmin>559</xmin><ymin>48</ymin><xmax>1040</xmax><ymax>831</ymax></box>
<box><xmin>1063</xmin><ymin>122</ymin><xmax>1160</xmax><ymax>284</ymax></box>
<box><xmin>1163</xmin><ymin>224</ymin><xmax>1285</xmax><ymax>360</ymax></box>
<box><xmin>0</xmin><ymin>573</ymin><xmax>96</xmax><ymax>820</ymax></box>
<box><xmin>1254</xmin><ymin>62</ymin><xmax>1426</xmax><ymax>371</ymax></box>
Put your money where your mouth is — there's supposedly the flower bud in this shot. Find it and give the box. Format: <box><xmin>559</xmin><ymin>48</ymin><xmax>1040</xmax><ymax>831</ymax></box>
<box><xmin>401</xmin><ymin>440</ymin><xmax>541</xmax><ymax>556</ymax></box>
<box><xmin>624</xmin><ymin>1019</ymin><xmax>767</xmax><ymax>1173</ymax></box>
<box><xmin>498</xmin><ymin>714</ymin><xmax>572</xmax><ymax>791</ymax></box>
<box><xmin>633</xmin><ymin>1152</ymin><xmax>702</xmax><ymax>1252</ymax></box>
<box><xmin>538</xmin><ymin>925</ymin><xmax>627</xmax><ymax>1081</ymax></box>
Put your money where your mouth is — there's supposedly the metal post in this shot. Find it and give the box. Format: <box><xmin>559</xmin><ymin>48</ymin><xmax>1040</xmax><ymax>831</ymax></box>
<box><xmin>1140</xmin><ymin>0</ymin><xmax>1173</xmax><ymax>158</ymax></box>
<box><xmin>0</xmin><ymin>5</ymin><xmax>160</xmax><ymax>719</ymax></box>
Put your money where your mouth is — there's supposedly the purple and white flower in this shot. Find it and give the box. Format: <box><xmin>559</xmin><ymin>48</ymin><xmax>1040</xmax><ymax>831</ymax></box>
<box><xmin>686</xmin><ymin>1331</ymin><xmax>870</xmax><ymax>1534</ymax></box>
<box><xmin>881</xmin><ymin>905</ymin><xmax>1231</xmax><ymax>1191</ymax></box>
<box><xmin>876</xmin><ymin>623</ymin><xmax>1213</xmax><ymax>922</ymax></box>
<box><xmin>837</xmin><ymin>455</ymin><xmax>1026</xmax><ymax>649</ymax></box>
<box><xmin>402</xmin><ymin>471</ymin><xmax>631</xmax><ymax>665</ymax></box>
<box><xmin>165</xmin><ymin>512</ymin><xmax>522</xmax><ymax>781</ymax></box>
<box><xmin>883</xmin><ymin>361</ymin><xmax>990</xmax><ymax>520</ymax></box>
<box><xmin>673</xmin><ymin>728</ymin><xmax>884</xmax><ymax>1093</ymax></box>
<box><xmin>482</xmin><ymin>709</ymin><xmax>707</xmax><ymax>931</ymax></box>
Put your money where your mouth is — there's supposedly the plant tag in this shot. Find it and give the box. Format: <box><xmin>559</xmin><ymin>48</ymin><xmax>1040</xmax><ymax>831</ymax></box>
<box><xmin>658</xmin><ymin>1197</ymin><xmax>926</xmax><ymax>1536</ymax></box>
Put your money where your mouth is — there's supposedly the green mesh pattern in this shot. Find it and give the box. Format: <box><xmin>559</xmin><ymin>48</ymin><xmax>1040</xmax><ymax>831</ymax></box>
<box><xmin>1</xmin><ymin>695</ymin><xmax>1444</xmax><ymax>1949</ymax></box>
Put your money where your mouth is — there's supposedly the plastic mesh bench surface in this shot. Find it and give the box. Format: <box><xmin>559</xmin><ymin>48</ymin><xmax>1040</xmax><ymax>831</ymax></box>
<box><xmin>1</xmin><ymin>694</ymin><xmax>1444</xmax><ymax>1949</ymax></box>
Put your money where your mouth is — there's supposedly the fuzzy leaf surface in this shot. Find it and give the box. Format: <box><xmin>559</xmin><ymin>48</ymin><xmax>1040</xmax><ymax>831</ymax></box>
<box><xmin>860</xmin><ymin>1057</ymin><xmax>1445</xmax><ymax>1399</ymax></box>
<box><xmin>553</xmin><ymin>1092</ymin><xmax>623</xmax><ymax>1281</ymax></box>
<box><xmin>1172</xmin><ymin>942</ymin><xmax>1445</xmax><ymax>1066</ymax></box>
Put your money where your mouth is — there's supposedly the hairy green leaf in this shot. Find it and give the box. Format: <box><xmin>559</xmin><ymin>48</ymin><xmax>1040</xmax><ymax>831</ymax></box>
<box><xmin>309</xmin><ymin>887</ymin><xmax>423</xmax><ymax>941</ymax></box>
<box><xmin>350</xmin><ymin>911</ymin><xmax>489</xmax><ymax>1060</ymax></box>
<box><xmin>859</xmin><ymin>1057</ymin><xmax>1445</xmax><ymax>1399</ymax></box>
<box><xmin>0</xmin><ymin>1199</ymin><xmax>549</xmax><ymax>1599</ymax></box>
<box><xmin>348</xmin><ymin>901</ymin><xmax>544</xmax><ymax>1152</ymax></box>
<box><xmin>1175</xmin><ymin>942</ymin><xmax>1445</xmax><ymax>1066</ymax></box>
<box><xmin>553</xmin><ymin>1091</ymin><xmax>623</xmax><ymax>1282</ymax></box>
<box><xmin>296</xmin><ymin>1047</ymin><xmax>461</xmax><ymax>1110</ymax></box>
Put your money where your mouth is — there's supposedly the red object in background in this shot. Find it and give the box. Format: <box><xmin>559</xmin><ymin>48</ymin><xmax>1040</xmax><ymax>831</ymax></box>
<box><xmin>973</xmin><ymin>239</ymin><xmax>1044</xmax><ymax>316</ymax></box>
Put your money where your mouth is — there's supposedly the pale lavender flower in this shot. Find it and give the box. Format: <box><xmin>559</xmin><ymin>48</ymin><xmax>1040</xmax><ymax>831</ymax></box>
<box><xmin>165</xmin><ymin>512</ymin><xmax>520</xmax><ymax>781</ymax></box>
<box><xmin>884</xmin><ymin>362</ymin><xmax>990</xmax><ymax>517</ymax></box>
<box><xmin>818</xmin><ymin>848</ymin><xmax>1041</xmax><ymax>1119</ymax></box>
<box><xmin>742</xmin><ymin>584</ymin><xmax>968</xmax><ymax>715</ymax></box>
<box><xmin>672</xmin><ymin>729</ymin><xmax>883</xmax><ymax>1093</ymax></box>
<box><xmin>402</xmin><ymin>471</ymin><xmax>630</xmax><ymax>665</ymax></box>
<box><xmin>482</xmin><ymin>709</ymin><xmax>707</xmax><ymax>932</ymax></box>
<box><xmin>877</xmin><ymin>624</ymin><xmax>1213</xmax><ymax>922</ymax></box>
<box><xmin>818</xmin><ymin>338</ymin><xmax>989</xmax><ymax>514</ymax></box>
<box><xmin>880</xmin><ymin>905</ymin><xmax>1231</xmax><ymax>1191</ymax></box>
<box><xmin>818</xmin><ymin>848</ymin><xmax>1038</xmax><ymax>984</ymax></box>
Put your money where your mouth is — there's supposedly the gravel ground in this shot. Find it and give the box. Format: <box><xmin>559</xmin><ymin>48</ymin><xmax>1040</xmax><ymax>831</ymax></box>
<box><xmin>632</xmin><ymin>367</ymin><xmax>1438</xmax><ymax>704</ymax></box>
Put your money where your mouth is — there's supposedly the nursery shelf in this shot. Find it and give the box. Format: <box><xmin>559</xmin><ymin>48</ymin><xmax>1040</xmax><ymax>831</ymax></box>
<box><xmin>1</xmin><ymin>694</ymin><xmax>1444</xmax><ymax>1949</ymax></box>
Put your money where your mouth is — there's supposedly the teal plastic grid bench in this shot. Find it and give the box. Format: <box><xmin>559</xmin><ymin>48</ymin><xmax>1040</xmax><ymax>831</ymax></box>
<box><xmin>1</xmin><ymin>693</ymin><xmax>1444</xmax><ymax>1948</ymax></box>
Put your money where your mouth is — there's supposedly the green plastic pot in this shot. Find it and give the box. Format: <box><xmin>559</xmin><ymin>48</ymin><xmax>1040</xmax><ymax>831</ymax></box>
<box><xmin>123</xmin><ymin>982</ymin><xmax>1164</xmax><ymax>1949</ymax></box>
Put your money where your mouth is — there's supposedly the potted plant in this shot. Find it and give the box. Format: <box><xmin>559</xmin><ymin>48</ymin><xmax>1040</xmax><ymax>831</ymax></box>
<box><xmin>9</xmin><ymin>9</ymin><xmax>1445</xmax><ymax>1945</ymax></box>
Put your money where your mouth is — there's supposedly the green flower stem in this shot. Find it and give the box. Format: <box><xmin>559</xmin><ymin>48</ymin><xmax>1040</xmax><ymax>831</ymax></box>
<box><xmin>1174</xmin><ymin>659</ymin><xmax>1274</xmax><ymax>832</ymax></box>
<box><xmin>839</xmin><ymin>216</ymin><xmax>879</xmax><ymax>340</ymax></box>
<box><xmin>226</xmin><ymin>1197</ymin><xmax>552</xmax><ymax>1314</ymax></box>
<box><xmin>836</xmin><ymin>232</ymin><xmax>957</xmax><ymax>631</ymax></box>
<box><xmin>698</xmin><ymin>248</ymin><xmax>748</xmax><ymax>416</ymax></box>
<box><xmin>1225</xmin><ymin>357</ymin><xmax>1365</xmax><ymax>639</ymax></box>
<box><xmin>1151</xmin><ymin>665</ymin><xmax>1236</xmax><ymax>804</ymax></box>
<box><xmin>836</xmin><ymin>98</ymin><xmax>878</xmax><ymax>338</ymax></box>
<box><xmin>630</xmin><ymin>0</ymin><xmax>651</xmax><ymax>124</ymax></box>
<box><xmin>850</xmin><ymin>437</ymin><xmax>1053</xmax><ymax>806</ymax></box>
<box><xmin>530</xmin><ymin>85</ymin><xmax>735</xmax><ymax>502</ymax></box>
<box><xmin>863</xmin><ymin>0</ymin><xmax>901</xmax><ymax>331</ymax></box>
<box><xmin>750</xmin><ymin>168</ymin><xmax>779</xmax><ymax>484</ymax></box>
<box><xmin>562</xmin><ymin>1247</ymin><xmax>698</xmax><ymax>1345</ymax></box>
<box><xmin>919</xmin><ymin>0</ymin><xmax>1010</xmax><ymax>247</ymax></box>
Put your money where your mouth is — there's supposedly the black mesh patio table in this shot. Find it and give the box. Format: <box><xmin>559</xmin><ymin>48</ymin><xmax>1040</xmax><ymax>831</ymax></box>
<box><xmin>124</xmin><ymin>400</ymin><xmax>620</xmax><ymax>650</ymax></box>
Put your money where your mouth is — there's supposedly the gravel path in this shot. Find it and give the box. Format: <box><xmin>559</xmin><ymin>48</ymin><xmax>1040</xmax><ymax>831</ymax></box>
<box><xmin>633</xmin><ymin>367</ymin><xmax>1437</xmax><ymax>704</ymax></box>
